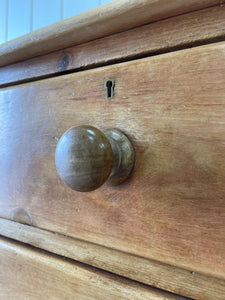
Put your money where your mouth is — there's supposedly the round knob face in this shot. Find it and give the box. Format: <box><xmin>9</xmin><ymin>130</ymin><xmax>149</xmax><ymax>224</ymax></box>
<box><xmin>55</xmin><ymin>125</ymin><xmax>113</xmax><ymax>192</ymax></box>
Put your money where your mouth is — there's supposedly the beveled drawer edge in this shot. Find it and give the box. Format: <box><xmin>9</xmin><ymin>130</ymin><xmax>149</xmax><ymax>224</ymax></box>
<box><xmin>1</xmin><ymin>0</ymin><xmax>224</xmax><ymax>68</ymax></box>
<box><xmin>1</xmin><ymin>237</ymin><xmax>184</xmax><ymax>300</ymax></box>
<box><xmin>1</xmin><ymin>4</ymin><xmax>225</xmax><ymax>88</ymax></box>
<box><xmin>0</xmin><ymin>218</ymin><xmax>224</xmax><ymax>300</ymax></box>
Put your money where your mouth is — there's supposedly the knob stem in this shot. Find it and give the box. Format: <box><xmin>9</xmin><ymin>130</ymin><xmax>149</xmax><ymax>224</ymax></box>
<box><xmin>103</xmin><ymin>128</ymin><xmax>135</xmax><ymax>187</ymax></box>
<box><xmin>107</xmin><ymin>135</ymin><xmax>121</xmax><ymax>177</ymax></box>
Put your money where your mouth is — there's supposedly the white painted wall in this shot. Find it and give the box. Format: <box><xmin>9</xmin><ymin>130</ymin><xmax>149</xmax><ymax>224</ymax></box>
<box><xmin>0</xmin><ymin>0</ymin><xmax>113</xmax><ymax>44</ymax></box>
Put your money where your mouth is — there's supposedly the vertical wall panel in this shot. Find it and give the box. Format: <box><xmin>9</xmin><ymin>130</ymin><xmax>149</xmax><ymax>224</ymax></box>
<box><xmin>2</xmin><ymin>0</ymin><xmax>116</xmax><ymax>44</ymax></box>
<box><xmin>63</xmin><ymin>0</ymin><xmax>99</xmax><ymax>19</ymax></box>
<box><xmin>33</xmin><ymin>0</ymin><xmax>61</xmax><ymax>31</ymax></box>
<box><xmin>0</xmin><ymin>0</ymin><xmax>7</xmax><ymax>44</ymax></box>
<box><xmin>7</xmin><ymin>0</ymin><xmax>31</xmax><ymax>41</ymax></box>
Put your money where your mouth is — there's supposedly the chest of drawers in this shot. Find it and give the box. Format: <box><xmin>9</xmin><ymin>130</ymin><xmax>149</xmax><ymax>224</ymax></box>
<box><xmin>1</xmin><ymin>1</ymin><xmax>225</xmax><ymax>299</ymax></box>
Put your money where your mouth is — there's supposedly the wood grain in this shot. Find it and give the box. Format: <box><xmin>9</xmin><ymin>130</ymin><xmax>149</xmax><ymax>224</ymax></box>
<box><xmin>1</xmin><ymin>218</ymin><xmax>225</xmax><ymax>300</ymax></box>
<box><xmin>0</xmin><ymin>238</ymin><xmax>182</xmax><ymax>300</ymax></box>
<box><xmin>1</xmin><ymin>4</ymin><xmax>225</xmax><ymax>87</ymax></box>
<box><xmin>0</xmin><ymin>0</ymin><xmax>224</xmax><ymax>67</ymax></box>
<box><xmin>55</xmin><ymin>125</ymin><xmax>114</xmax><ymax>192</ymax></box>
<box><xmin>1</xmin><ymin>42</ymin><xmax>225</xmax><ymax>282</ymax></box>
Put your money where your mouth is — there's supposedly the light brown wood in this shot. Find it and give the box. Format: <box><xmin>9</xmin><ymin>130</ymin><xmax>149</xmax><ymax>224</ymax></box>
<box><xmin>0</xmin><ymin>0</ymin><xmax>224</xmax><ymax>67</ymax></box>
<box><xmin>1</xmin><ymin>4</ymin><xmax>225</xmax><ymax>87</ymax></box>
<box><xmin>1</xmin><ymin>42</ymin><xmax>225</xmax><ymax>283</ymax></box>
<box><xmin>0</xmin><ymin>238</ymin><xmax>182</xmax><ymax>300</ymax></box>
<box><xmin>1</xmin><ymin>218</ymin><xmax>225</xmax><ymax>300</ymax></box>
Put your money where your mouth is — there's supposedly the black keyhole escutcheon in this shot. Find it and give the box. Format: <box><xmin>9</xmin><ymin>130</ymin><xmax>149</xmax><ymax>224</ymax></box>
<box><xmin>105</xmin><ymin>79</ymin><xmax>115</xmax><ymax>100</ymax></box>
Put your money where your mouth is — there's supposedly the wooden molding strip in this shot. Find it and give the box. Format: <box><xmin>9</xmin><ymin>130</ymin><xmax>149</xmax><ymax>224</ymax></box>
<box><xmin>0</xmin><ymin>218</ymin><xmax>225</xmax><ymax>300</ymax></box>
<box><xmin>0</xmin><ymin>4</ymin><xmax>225</xmax><ymax>87</ymax></box>
<box><xmin>1</xmin><ymin>238</ymin><xmax>184</xmax><ymax>300</ymax></box>
<box><xmin>0</xmin><ymin>0</ymin><xmax>224</xmax><ymax>67</ymax></box>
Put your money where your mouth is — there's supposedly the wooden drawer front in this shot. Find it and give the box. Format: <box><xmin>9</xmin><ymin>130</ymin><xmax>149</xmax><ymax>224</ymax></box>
<box><xmin>0</xmin><ymin>238</ymin><xmax>177</xmax><ymax>300</ymax></box>
<box><xmin>0</xmin><ymin>42</ymin><xmax>225</xmax><ymax>280</ymax></box>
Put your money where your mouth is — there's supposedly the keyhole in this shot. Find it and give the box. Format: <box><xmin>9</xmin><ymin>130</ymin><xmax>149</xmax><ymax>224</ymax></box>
<box><xmin>105</xmin><ymin>79</ymin><xmax>115</xmax><ymax>99</ymax></box>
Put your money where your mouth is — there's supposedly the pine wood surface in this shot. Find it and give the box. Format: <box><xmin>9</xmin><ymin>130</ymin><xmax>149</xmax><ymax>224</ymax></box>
<box><xmin>1</xmin><ymin>218</ymin><xmax>225</xmax><ymax>300</ymax></box>
<box><xmin>0</xmin><ymin>0</ymin><xmax>224</xmax><ymax>67</ymax></box>
<box><xmin>0</xmin><ymin>237</ymin><xmax>184</xmax><ymax>300</ymax></box>
<box><xmin>1</xmin><ymin>4</ymin><xmax>225</xmax><ymax>87</ymax></box>
<box><xmin>0</xmin><ymin>42</ymin><xmax>225</xmax><ymax>282</ymax></box>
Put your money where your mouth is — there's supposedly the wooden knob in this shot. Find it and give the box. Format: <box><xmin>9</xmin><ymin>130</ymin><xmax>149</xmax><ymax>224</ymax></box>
<box><xmin>55</xmin><ymin>125</ymin><xmax>135</xmax><ymax>192</ymax></box>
